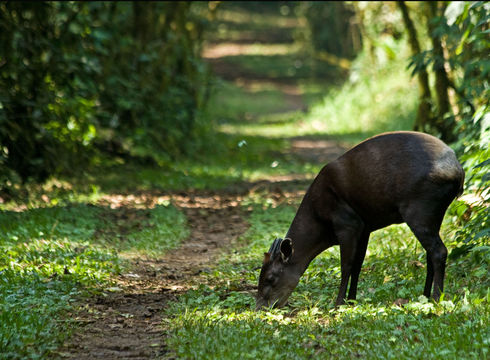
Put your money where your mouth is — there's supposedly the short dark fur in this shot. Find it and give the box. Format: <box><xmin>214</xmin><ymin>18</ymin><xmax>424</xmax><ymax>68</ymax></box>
<box><xmin>257</xmin><ymin>131</ymin><xmax>464</xmax><ymax>309</ymax></box>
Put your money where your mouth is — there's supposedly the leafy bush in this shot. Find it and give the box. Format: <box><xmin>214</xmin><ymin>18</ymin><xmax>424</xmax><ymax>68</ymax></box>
<box><xmin>0</xmin><ymin>2</ymin><xmax>212</xmax><ymax>188</ymax></box>
<box><xmin>449</xmin><ymin>107</ymin><xmax>489</xmax><ymax>270</ymax></box>
<box><xmin>0</xmin><ymin>2</ymin><xmax>99</xmax><ymax>183</ymax></box>
<box><xmin>305</xmin><ymin>50</ymin><xmax>418</xmax><ymax>140</ymax></box>
<box><xmin>443</xmin><ymin>2</ymin><xmax>490</xmax><ymax>265</ymax></box>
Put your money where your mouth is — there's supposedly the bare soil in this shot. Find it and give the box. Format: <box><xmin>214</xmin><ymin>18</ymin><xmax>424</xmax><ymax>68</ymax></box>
<box><xmin>62</xmin><ymin>192</ymin><xmax>249</xmax><ymax>359</ymax></box>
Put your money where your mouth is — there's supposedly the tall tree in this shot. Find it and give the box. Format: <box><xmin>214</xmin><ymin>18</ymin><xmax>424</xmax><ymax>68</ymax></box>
<box><xmin>427</xmin><ymin>1</ymin><xmax>455</xmax><ymax>142</ymax></box>
<box><xmin>397</xmin><ymin>1</ymin><xmax>433</xmax><ymax>132</ymax></box>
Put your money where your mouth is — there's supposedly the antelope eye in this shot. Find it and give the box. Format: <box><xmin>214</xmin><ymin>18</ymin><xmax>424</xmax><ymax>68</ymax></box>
<box><xmin>266</xmin><ymin>275</ymin><xmax>275</xmax><ymax>284</ymax></box>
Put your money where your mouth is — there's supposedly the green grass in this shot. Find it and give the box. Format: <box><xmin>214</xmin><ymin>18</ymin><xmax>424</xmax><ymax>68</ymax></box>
<box><xmin>218</xmin><ymin>53</ymin><xmax>340</xmax><ymax>81</ymax></box>
<box><xmin>206</xmin><ymin>4</ymin><xmax>298</xmax><ymax>43</ymax></box>
<box><xmin>0</xmin><ymin>202</ymin><xmax>188</xmax><ymax>358</ymax></box>
<box><xmin>305</xmin><ymin>54</ymin><xmax>418</xmax><ymax>141</ymax></box>
<box><xmin>219</xmin><ymin>54</ymin><xmax>417</xmax><ymax>144</ymax></box>
<box><xmin>209</xmin><ymin>80</ymin><xmax>290</xmax><ymax>122</ymax></box>
<box><xmin>165</xmin><ymin>202</ymin><xmax>489</xmax><ymax>359</ymax></box>
<box><xmin>123</xmin><ymin>204</ymin><xmax>189</xmax><ymax>256</ymax></box>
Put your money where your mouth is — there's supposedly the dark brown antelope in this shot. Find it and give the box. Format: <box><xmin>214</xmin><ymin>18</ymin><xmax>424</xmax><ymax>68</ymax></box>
<box><xmin>256</xmin><ymin>131</ymin><xmax>464</xmax><ymax>309</ymax></box>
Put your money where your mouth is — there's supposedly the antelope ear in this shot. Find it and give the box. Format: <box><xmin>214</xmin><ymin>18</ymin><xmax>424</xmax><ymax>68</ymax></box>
<box><xmin>263</xmin><ymin>252</ymin><xmax>271</xmax><ymax>264</ymax></box>
<box><xmin>280</xmin><ymin>238</ymin><xmax>293</xmax><ymax>263</ymax></box>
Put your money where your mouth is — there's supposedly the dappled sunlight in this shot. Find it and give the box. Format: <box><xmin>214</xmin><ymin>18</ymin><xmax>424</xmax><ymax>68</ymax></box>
<box><xmin>168</xmin><ymin>279</ymin><xmax>489</xmax><ymax>359</ymax></box>
<box><xmin>315</xmin><ymin>50</ymin><xmax>352</xmax><ymax>70</ymax></box>
<box><xmin>219</xmin><ymin>119</ymin><xmax>314</xmax><ymax>138</ymax></box>
<box><xmin>216</xmin><ymin>8</ymin><xmax>299</xmax><ymax>29</ymax></box>
<box><xmin>233</xmin><ymin>79</ymin><xmax>304</xmax><ymax>96</ymax></box>
<box><xmin>306</xmin><ymin>58</ymin><xmax>418</xmax><ymax>138</ymax></box>
<box><xmin>291</xmin><ymin>138</ymin><xmax>348</xmax><ymax>163</ymax></box>
<box><xmin>203</xmin><ymin>42</ymin><xmax>300</xmax><ymax>59</ymax></box>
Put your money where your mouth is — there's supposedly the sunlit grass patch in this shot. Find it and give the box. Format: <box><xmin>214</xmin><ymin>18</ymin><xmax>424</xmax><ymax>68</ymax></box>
<box><xmin>121</xmin><ymin>204</ymin><xmax>189</xmax><ymax>257</ymax></box>
<box><xmin>207</xmin><ymin>4</ymin><xmax>298</xmax><ymax>43</ymax></box>
<box><xmin>167</xmin><ymin>287</ymin><xmax>489</xmax><ymax>359</ymax></box>
<box><xmin>209</xmin><ymin>80</ymin><xmax>288</xmax><ymax>122</ymax></box>
<box><xmin>309</xmin><ymin>299</ymin><xmax>489</xmax><ymax>360</ymax></box>
<box><xmin>167</xmin><ymin>308</ymin><xmax>316</xmax><ymax>359</ymax></box>
<box><xmin>0</xmin><ymin>205</ymin><xmax>120</xmax><ymax>358</ymax></box>
<box><xmin>165</xmin><ymin>200</ymin><xmax>489</xmax><ymax>359</ymax></box>
<box><xmin>305</xmin><ymin>55</ymin><xmax>417</xmax><ymax>142</ymax></box>
<box><xmin>215</xmin><ymin>58</ymin><xmax>417</xmax><ymax>144</ymax></box>
<box><xmin>0</xmin><ymin>204</ymin><xmax>104</xmax><ymax>242</ymax></box>
<box><xmin>219</xmin><ymin>54</ymin><xmax>339</xmax><ymax>81</ymax></box>
<box><xmin>203</xmin><ymin>43</ymin><xmax>301</xmax><ymax>59</ymax></box>
<box><xmin>219</xmin><ymin>111</ymin><xmax>307</xmax><ymax>138</ymax></box>
<box><xmin>0</xmin><ymin>200</ymin><xmax>189</xmax><ymax>358</ymax></box>
<box><xmin>213</xmin><ymin>7</ymin><xmax>298</xmax><ymax>29</ymax></box>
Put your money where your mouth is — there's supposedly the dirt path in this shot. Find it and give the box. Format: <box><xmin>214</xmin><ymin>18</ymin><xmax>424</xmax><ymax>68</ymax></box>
<box><xmin>62</xmin><ymin>193</ymin><xmax>249</xmax><ymax>359</ymax></box>
<box><xmin>62</xmin><ymin>29</ymin><xmax>349</xmax><ymax>360</ymax></box>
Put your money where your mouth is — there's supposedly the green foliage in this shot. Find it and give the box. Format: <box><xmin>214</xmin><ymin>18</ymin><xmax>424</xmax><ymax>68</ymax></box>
<box><xmin>448</xmin><ymin>107</ymin><xmax>489</xmax><ymax>271</ymax></box>
<box><xmin>92</xmin><ymin>2</ymin><xmax>212</xmax><ymax>161</ymax></box>
<box><xmin>443</xmin><ymin>1</ymin><xmax>489</xmax><ymax>114</ymax></box>
<box><xmin>305</xmin><ymin>51</ymin><xmax>417</xmax><ymax>141</ymax></box>
<box><xmin>406</xmin><ymin>1</ymin><xmax>489</xmax><ymax>138</ymax></box>
<box><xmin>443</xmin><ymin>1</ymin><xmax>490</xmax><ymax>269</ymax></box>
<box><xmin>397</xmin><ymin>1</ymin><xmax>489</xmax><ymax>267</ymax></box>
<box><xmin>0</xmin><ymin>2</ymin><xmax>99</xmax><ymax>183</ymax></box>
<box><xmin>0</xmin><ymin>2</ymin><xmax>212</xmax><ymax>187</ymax></box>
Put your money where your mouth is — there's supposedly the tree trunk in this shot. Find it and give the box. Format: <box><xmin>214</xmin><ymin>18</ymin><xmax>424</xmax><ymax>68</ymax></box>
<box><xmin>427</xmin><ymin>1</ymin><xmax>455</xmax><ymax>142</ymax></box>
<box><xmin>352</xmin><ymin>3</ymin><xmax>376</xmax><ymax>65</ymax></box>
<box><xmin>397</xmin><ymin>1</ymin><xmax>433</xmax><ymax>132</ymax></box>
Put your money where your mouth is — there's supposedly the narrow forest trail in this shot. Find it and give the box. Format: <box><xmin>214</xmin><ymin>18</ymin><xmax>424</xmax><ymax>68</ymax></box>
<box><xmin>62</xmin><ymin>7</ymin><xmax>348</xmax><ymax>359</ymax></box>
<box><xmin>62</xmin><ymin>192</ymin><xmax>249</xmax><ymax>359</ymax></box>
<box><xmin>203</xmin><ymin>40</ymin><xmax>348</xmax><ymax>165</ymax></box>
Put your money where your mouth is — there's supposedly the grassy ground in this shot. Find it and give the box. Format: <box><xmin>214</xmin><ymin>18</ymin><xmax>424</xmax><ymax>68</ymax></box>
<box><xmin>0</xmin><ymin>200</ymin><xmax>189</xmax><ymax>358</ymax></box>
<box><xmin>165</xmin><ymin>204</ymin><xmax>489</xmax><ymax>359</ymax></box>
<box><xmin>1</xmin><ymin>3</ymin><xmax>488</xmax><ymax>359</ymax></box>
